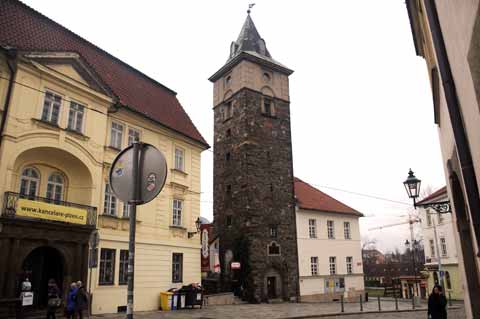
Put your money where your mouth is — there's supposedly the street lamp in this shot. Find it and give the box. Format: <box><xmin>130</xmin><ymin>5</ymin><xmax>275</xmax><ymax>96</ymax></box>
<box><xmin>403</xmin><ymin>169</ymin><xmax>451</xmax><ymax>213</ymax></box>
<box><xmin>188</xmin><ymin>217</ymin><xmax>202</xmax><ymax>238</ymax></box>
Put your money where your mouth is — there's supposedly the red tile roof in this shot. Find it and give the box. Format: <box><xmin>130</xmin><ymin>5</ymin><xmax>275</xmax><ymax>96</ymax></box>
<box><xmin>0</xmin><ymin>0</ymin><xmax>208</xmax><ymax>147</ymax></box>
<box><xmin>416</xmin><ymin>186</ymin><xmax>447</xmax><ymax>205</ymax></box>
<box><xmin>294</xmin><ymin>177</ymin><xmax>363</xmax><ymax>216</ymax></box>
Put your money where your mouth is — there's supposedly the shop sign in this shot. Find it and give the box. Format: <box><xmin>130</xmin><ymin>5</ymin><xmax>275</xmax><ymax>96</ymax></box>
<box><xmin>21</xmin><ymin>292</ymin><xmax>34</xmax><ymax>306</ymax></box>
<box><xmin>16</xmin><ymin>198</ymin><xmax>87</xmax><ymax>225</ymax></box>
<box><xmin>231</xmin><ymin>262</ymin><xmax>241</xmax><ymax>269</ymax></box>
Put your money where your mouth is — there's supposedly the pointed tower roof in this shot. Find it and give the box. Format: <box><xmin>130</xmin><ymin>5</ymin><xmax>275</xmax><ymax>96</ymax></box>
<box><xmin>229</xmin><ymin>13</ymin><xmax>271</xmax><ymax>59</ymax></box>
<box><xmin>209</xmin><ymin>12</ymin><xmax>293</xmax><ymax>82</ymax></box>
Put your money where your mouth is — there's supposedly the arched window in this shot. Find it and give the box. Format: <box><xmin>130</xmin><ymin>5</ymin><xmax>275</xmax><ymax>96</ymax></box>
<box><xmin>19</xmin><ymin>167</ymin><xmax>40</xmax><ymax>198</ymax></box>
<box><xmin>433</xmin><ymin>271</ymin><xmax>439</xmax><ymax>285</ymax></box>
<box><xmin>46</xmin><ymin>173</ymin><xmax>64</xmax><ymax>202</ymax></box>
<box><xmin>445</xmin><ymin>271</ymin><xmax>452</xmax><ymax>289</ymax></box>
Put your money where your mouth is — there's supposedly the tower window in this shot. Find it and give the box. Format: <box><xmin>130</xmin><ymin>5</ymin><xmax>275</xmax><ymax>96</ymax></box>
<box><xmin>270</xmin><ymin>226</ymin><xmax>278</xmax><ymax>238</ymax></box>
<box><xmin>226</xmin><ymin>215</ymin><xmax>232</xmax><ymax>227</ymax></box>
<box><xmin>225</xmin><ymin>74</ymin><xmax>232</xmax><ymax>87</ymax></box>
<box><xmin>226</xmin><ymin>152</ymin><xmax>231</xmax><ymax>161</ymax></box>
<box><xmin>262</xmin><ymin>97</ymin><xmax>274</xmax><ymax>116</ymax></box>
<box><xmin>268</xmin><ymin>242</ymin><xmax>281</xmax><ymax>256</ymax></box>
<box><xmin>226</xmin><ymin>185</ymin><xmax>232</xmax><ymax>195</ymax></box>
<box><xmin>263</xmin><ymin>72</ymin><xmax>271</xmax><ymax>82</ymax></box>
<box><xmin>226</xmin><ymin>129</ymin><xmax>232</xmax><ymax>137</ymax></box>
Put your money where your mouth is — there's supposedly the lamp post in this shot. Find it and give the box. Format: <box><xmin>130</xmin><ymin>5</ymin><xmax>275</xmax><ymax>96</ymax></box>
<box><xmin>405</xmin><ymin>238</ymin><xmax>418</xmax><ymax>308</ymax></box>
<box><xmin>188</xmin><ymin>217</ymin><xmax>202</xmax><ymax>238</ymax></box>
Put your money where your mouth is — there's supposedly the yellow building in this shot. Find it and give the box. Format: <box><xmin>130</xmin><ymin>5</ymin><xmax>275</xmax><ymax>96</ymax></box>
<box><xmin>0</xmin><ymin>0</ymin><xmax>208</xmax><ymax>315</ymax></box>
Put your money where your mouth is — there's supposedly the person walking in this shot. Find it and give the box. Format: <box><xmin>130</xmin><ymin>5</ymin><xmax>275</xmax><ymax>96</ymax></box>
<box><xmin>74</xmin><ymin>281</ymin><xmax>89</xmax><ymax>319</ymax></box>
<box><xmin>46</xmin><ymin>279</ymin><xmax>61</xmax><ymax>319</ymax></box>
<box><xmin>428</xmin><ymin>285</ymin><xmax>448</xmax><ymax>319</ymax></box>
<box><xmin>65</xmin><ymin>283</ymin><xmax>77</xmax><ymax>319</ymax></box>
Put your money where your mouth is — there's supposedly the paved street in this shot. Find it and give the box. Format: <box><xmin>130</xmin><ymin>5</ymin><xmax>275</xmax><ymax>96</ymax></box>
<box><xmin>91</xmin><ymin>300</ymin><xmax>464</xmax><ymax>319</ymax></box>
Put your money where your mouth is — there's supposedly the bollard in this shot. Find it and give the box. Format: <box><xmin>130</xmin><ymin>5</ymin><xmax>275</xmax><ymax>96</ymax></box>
<box><xmin>359</xmin><ymin>294</ymin><xmax>363</xmax><ymax>312</ymax></box>
<box><xmin>448</xmin><ymin>292</ymin><xmax>452</xmax><ymax>307</ymax></box>
<box><xmin>377</xmin><ymin>296</ymin><xmax>381</xmax><ymax>312</ymax></box>
<box><xmin>395</xmin><ymin>295</ymin><xmax>399</xmax><ymax>311</ymax></box>
<box><xmin>365</xmin><ymin>292</ymin><xmax>369</xmax><ymax>302</ymax></box>
<box><xmin>340</xmin><ymin>295</ymin><xmax>344</xmax><ymax>313</ymax></box>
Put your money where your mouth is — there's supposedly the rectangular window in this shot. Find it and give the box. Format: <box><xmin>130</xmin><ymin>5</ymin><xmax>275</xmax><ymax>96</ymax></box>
<box><xmin>172</xmin><ymin>253</ymin><xmax>183</xmax><ymax>283</ymax></box>
<box><xmin>172</xmin><ymin>199</ymin><xmax>183</xmax><ymax>226</ymax></box>
<box><xmin>119</xmin><ymin>250</ymin><xmax>129</xmax><ymax>285</ymax></box>
<box><xmin>327</xmin><ymin>220</ymin><xmax>335</xmax><ymax>239</ymax></box>
<box><xmin>440</xmin><ymin>237</ymin><xmax>447</xmax><ymax>257</ymax></box>
<box><xmin>270</xmin><ymin>226</ymin><xmax>278</xmax><ymax>238</ymax></box>
<box><xmin>127</xmin><ymin>128</ymin><xmax>140</xmax><ymax>146</ymax></box>
<box><xmin>329</xmin><ymin>256</ymin><xmax>337</xmax><ymax>275</ymax></box>
<box><xmin>175</xmin><ymin>148</ymin><xmax>185</xmax><ymax>171</ymax></box>
<box><xmin>67</xmin><ymin>101</ymin><xmax>85</xmax><ymax>132</ymax></box>
<box><xmin>110</xmin><ymin>122</ymin><xmax>124</xmax><ymax>149</ymax></box>
<box><xmin>226</xmin><ymin>101</ymin><xmax>233</xmax><ymax>119</ymax></box>
<box><xmin>346</xmin><ymin>256</ymin><xmax>353</xmax><ymax>274</ymax></box>
<box><xmin>426</xmin><ymin>212</ymin><xmax>432</xmax><ymax>226</ymax></box>
<box><xmin>344</xmin><ymin>222</ymin><xmax>351</xmax><ymax>239</ymax></box>
<box><xmin>41</xmin><ymin>91</ymin><xmax>62</xmax><ymax>124</ymax></box>
<box><xmin>103</xmin><ymin>184</ymin><xmax>117</xmax><ymax>216</ymax></box>
<box><xmin>308</xmin><ymin>219</ymin><xmax>317</xmax><ymax>238</ymax></box>
<box><xmin>429</xmin><ymin>239</ymin><xmax>436</xmax><ymax>258</ymax></box>
<box><xmin>311</xmin><ymin>257</ymin><xmax>318</xmax><ymax>275</ymax></box>
<box><xmin>123</xmin><ymin>202</ymin><xmax>130</xmax><ymax>218</ymax></box>
<box><xmin>437</xmin><ymin>213</ymin><xmax>444</xmax><ymax>224</ymax></box>
<box><xmin>99</xmin><ymin>248</ymin><xmax>115</xmax><ymax>285</ymax></box>
<box><xmin>263</xmin><ymin>98</ymin><xmax>273</xmax><ymax>116</ymax></box>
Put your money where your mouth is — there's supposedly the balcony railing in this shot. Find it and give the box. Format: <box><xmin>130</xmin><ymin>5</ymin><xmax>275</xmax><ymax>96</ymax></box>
<box><xmin>2</xmin><ymin>192</ymin><xmax>97</xmax><ymax>227</ymax></box>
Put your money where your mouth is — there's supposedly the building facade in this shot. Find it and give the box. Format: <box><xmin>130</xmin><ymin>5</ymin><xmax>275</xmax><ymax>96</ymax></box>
<box><xmin>406</xmin><ymin>1</ymin><xmax>480</xmax><ymax>317</ymax></box>
<box><xmin>418</xmin><ymin>187</ymin><xmax>463</xmax><ymax>300</ymax></box>
<box><xmin>294</xmin><ymin>178</ymin><xmax>364</xmax><ymax>301</ymax></box>
<box><xmin>0</xmin><ymin>0</ymin><xmax>208</xmax><ymax>315</ymax></box>
<box><xmin>210</xmin><ymin>12</ymin><xmax>299</xmax><ymax>302</ymax></box>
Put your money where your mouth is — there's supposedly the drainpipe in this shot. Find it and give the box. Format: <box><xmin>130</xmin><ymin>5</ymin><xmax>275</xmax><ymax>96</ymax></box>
<box><xmin>0</xmin><ymin>47</ymin><xmax>18</xmax><ymax>150</ymax></box>
<box><xmin>423</xmin><ymin>0</ymin><xmax>480</xmax><ymax>257</ymax></box>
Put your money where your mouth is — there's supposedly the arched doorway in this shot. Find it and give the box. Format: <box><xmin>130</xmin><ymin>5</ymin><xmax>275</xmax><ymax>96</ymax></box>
<box><xmin>22</xmin><ymin>247</ymin><xmax>64</xmax><ymax>307</ymax></box>
<box><xmin>264</xmin><ymin>268</ymin><xmax>283</xmax><ymax>300</ymax></box>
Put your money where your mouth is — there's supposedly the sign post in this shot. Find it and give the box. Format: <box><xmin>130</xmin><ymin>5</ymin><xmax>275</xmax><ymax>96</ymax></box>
<box><xmin>109</xmin><ymin>140</ymin><xmax>167</xmax><ymax>319</ymax></box>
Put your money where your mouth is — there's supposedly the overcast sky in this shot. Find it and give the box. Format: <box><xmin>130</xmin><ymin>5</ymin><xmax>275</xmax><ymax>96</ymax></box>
<box><xmin>23</xmin><ymin>0</ymin><xmax>446</xmax><ymax>253</ymax></box>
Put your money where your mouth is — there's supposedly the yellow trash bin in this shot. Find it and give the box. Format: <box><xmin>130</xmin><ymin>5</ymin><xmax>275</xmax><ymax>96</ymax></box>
<box><xmin>160</xmin><ymin>292</ymin><xmax>173</xmax><ymax>311</ymax></box>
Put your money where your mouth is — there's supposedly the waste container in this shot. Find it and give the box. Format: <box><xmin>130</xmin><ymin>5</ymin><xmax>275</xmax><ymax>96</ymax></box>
<box><xmin>160</xmin><ymin>292</ymin><xmax>173</xmax><ymax>311</ymax></box>
<box><xmin>171</xmin><ymin>292</ymin><xmax>186</xmax><ymax>310</ymax></box>
<box><xmin>179</xmin><ymin>284</ymin><xmax>203</xmax><ymax>309</ymax></box>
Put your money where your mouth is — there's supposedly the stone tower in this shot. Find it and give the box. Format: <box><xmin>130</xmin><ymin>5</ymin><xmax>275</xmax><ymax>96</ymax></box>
<box><xmin>209</xmin><ymin>12</ymin><xmax>299</xmax><ymax>302</ymax></box>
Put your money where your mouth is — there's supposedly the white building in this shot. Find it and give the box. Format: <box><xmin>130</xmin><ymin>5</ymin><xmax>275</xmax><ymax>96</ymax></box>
<box><xmin>418</xmin><ymin>187</ymin><xmax>463</xmax><ymax>300</ymax></box>
<box><xmin>294</xmin><ymin>177</ymin><xmax>364</xmax><ymax>301</ymax></box>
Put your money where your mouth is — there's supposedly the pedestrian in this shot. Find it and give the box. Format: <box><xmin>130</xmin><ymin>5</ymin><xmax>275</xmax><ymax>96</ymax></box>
<box><xmin>74</xmin><ymin>281</ymin><xmax>89</xmax><ymax>319</ymax></box>
<box><xmin>65</xmin><ymin>282</ymin><xmax>77</xmax><ymax>319</ymax></box>
<box><xmin>428</xmin><ymin>285</ymin><xmax>448</xmax><ymax>319</ymax></box>
<box><xmin>46</xmin><ymin>279</ymin><xmax>61</xmax><ymax>319</ymax></box>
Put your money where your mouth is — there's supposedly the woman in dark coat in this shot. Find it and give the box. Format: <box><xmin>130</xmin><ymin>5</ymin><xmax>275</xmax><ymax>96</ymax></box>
<box><xmin>428</xmin><ymin>285</ymin><xmax>448</xmax><ymax>319</ymax></box>
<box><xmin>75</xmin><ymin>281</ymin><xmax>89</xmax><ymax>319</ymax></box>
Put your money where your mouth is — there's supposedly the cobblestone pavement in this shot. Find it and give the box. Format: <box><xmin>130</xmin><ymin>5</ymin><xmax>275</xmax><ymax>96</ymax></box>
<box><xmin>91</xmin><ymin>300</ymin><xmax>465</xmax><ymax>319</ymax></box>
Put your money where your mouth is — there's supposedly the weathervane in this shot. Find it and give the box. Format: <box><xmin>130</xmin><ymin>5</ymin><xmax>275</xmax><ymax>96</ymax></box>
<box><xmin>247</xmin><ymin>3</ymin><xmax>255</xmax><ymax>14</ymax></box>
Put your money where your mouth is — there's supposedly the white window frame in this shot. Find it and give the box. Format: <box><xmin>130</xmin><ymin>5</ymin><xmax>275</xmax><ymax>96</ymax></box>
<box><xmin>174</xmin><ymin>147</ymin><xmax>185</xmax><ymax>171</ymax></box>
<box><xmin>440</xmin><ymin>237</ymin><xmax>447</xmax><ymax>257</ymax></box>
<box><xmin>19</xmin><ymin>167</ymin><xmax>40</xmax><ymax>198</ymax></box>
<box><xmin>311</xmin><ymin>257</ymin><xmax>318</xmax><ymax>275</ymax></box>
<box><xmin>123</xmin><ymin>202</ymin><xmax>130</xmax><ymax>218</ymax></box>
<box><xmin>127</xmin><ymin>127</ymin><xmax>140</xmax><ymax>146</ymax></box>
<box><xmin>103</xmin><ymin>183</ymin><xmax>117</xmax><ymax>216</ymax></box>
<box><xmin>172</xmin><ymin>199</ymin><xmax>183</xmax><ymax>226</ymax></box>
<box><xmin>67</xmin><ymin>101</ymin><xmax>85</xmax><ymax>133</ymax></box>
<box><xmin>41</xmin><ymin>90</ymin><xmax>62</xmax><ymax>124</ymax></box>
<box><xmin>327</xmin><ymin>220</ymin><xmax>335</xmax><ymax>239</ymax></box>
<box><xmin>110</xmin><ymin>122</ymin><xmax>124</xmax><ymax>150</ymax></box>
<box><xmin>344</xmin><ymin>221</ymin><xmax>351</xmax><ymax>239</ymax></box>
<box><xmin>346</xmin><ymin>256</ymin><xmax>353</xmax><ymax>274</ymax></box>
<box><xmin>329</xmin><ymin>256</ymin><xmax>337</xmax><ymax>275</ymax></box>
<box><xmin>46</xmin><ymin>173</ymin><xmax>64</xmax><ymax>202</ymax></box>
<box><xmin>308</xmin><ymin>219</ymin><xmax>317</xmax><ymax>238</ymax></box>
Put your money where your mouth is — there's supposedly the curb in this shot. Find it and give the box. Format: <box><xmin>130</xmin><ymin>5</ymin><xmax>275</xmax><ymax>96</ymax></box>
<box><xmin>278</xmin><ymin>306</ymin><xmax>461</xmax><ymax>319</ymax></box>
